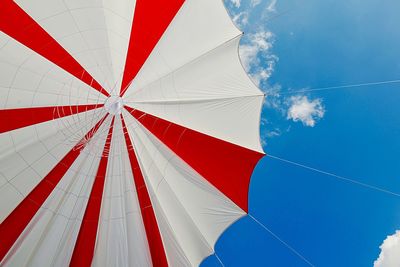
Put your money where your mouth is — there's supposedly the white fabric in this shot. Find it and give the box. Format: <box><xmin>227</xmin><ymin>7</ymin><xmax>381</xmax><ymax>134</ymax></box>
<box><xmin>101</xmin><ymin>0</ymin><xmax>137</xmax><ymax>92</ymax></box>
<box><xmin>14</xmin><ymin>0</ymin><xmax>137</xmax><ymax>95</ymax></box>
<box><xmin>0</xmin><ymin>32</ymin><xmax>106</xmax><ymax>109</ymax></box>
<box><xmin>123</xmin><ymin>110</ymin><xmax>245</xmax><ymax>267</ymax></box>
<box><xmin>15</xmin><ymin>0</ymin><xmax>115</xmax><ymax>92</ymax></box>
<box><xmin>0</xmin><ymin>108</ymin><xmax>108</xmax><ymax>223</ymax></box>
<box><xmin>93</xmin><ymin>116</ymin><xmax>152</xmax><ymax>267</ymax></box>
<box><xmin>1</xmin><ymin>116</ymin><xmax>113</xmax><ymax>266</ymax></box>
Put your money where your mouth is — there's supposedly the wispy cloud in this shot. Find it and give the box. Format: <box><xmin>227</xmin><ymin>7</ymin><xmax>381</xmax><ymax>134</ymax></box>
<box><xmin>262</xmin><ymin>84</ymin><xmax>283</xmax><ymax>112</ymax></box>
<box><xmin>374</xmin><ymin>230</ymin><xmax>400</xmax><ymax>267</ymax></box>
<box><xmin>286</xmin><ymin>95</ymin><xmax>325</xmax><ymax>127</ymax></box>
<box><xmin>239</xmin><ymin>30</ymin><xmax>277</xmax><ymax>87</ymax></box>
<box><xmin>225</xmin><ymin>0</ymin><xmax>278</xmax><ymax>89</ymax></box>
<box><xmin>232</xmin><ymin>11</ymin><xmax>249</xmax><ymax>28</ymax></box>
<box><xmin>250</xmin><ymin>60</ymin><xmax>276</xmax><ymax>87</ymax></box>
<box><xmin>266</xmin><ymin>0</ymin><xmax>277</xmax><ymax>12</ymax></box>
<box><xmin>260</xmin><ymin>122</ymin><xmax>281</xmax><ymax>146</ymax></box>
<box><xmin>241</xmin><ymin>30</ymin><xmax>273</xmax><ymax>68</ymax></box>
<box><xmin>266</xmin><ymin>128</ymin><xmax>281</xmax><ymax>137</ymax></box>
<box><xmin>251</xmin><ymin>0</ymin><xmax>262</xmax><ymax>7</ymax></box>
<box><xmin>228</xmin><ymin>0</ymin><xmax>241</xmax><ymax>8</ymax></box>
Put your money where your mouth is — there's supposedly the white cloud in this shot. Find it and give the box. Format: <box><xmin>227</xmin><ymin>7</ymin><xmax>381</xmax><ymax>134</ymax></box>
<box><xmin>232</xmin><ymin>11</ymin><xmax>249</xmax><ymax>29</ymax></box>
<box><xmin>266</xmin><ymin>128</ymin><xmax>281</xmax><ymax>138</ymax></box>
<box><xmin>239</xmin><ymin>30</ymin><xmax>276</xmax><ymax>87</ymax></box>
<box><xmin>251</xmin><ymin>0</ymin><xmax>262</xmax><ymax>7</ymax></box>
<box><xmin>287</xmin><ymin>95</ymin><xmax>325</xmax><ymax>127</ymax></box>
<box><xmin>250</xmin><ymin>59</ymin><xmax>276</xmax><ymax>86</ymax></box>
<box><xmin>229</xmin><ymin>0</ymin><xmax>241</xmax><ymax>8</ymax></box>
<box><xmin>239</xmin><ymin>44</ymin><xmax>258</xmax><ymax>71</ymax></box>
<box><xmin>251</xmin><ymin>31</ymin><xmax>274</xmax><ymax>50</ymax></box>
<box><xmin>240</xmin><ymin>31</ymin><xmax>273</xmax><ymax>70</ymax></box>
<box><xmin>228</xmin><ymin>0</ymin><xmax>279</xmax><ymax>89</ymax></box>
<box><xmin>267</xmin><ymin>0</ymin><xmax>277</xmax><ymax>12</ymax></box>
<box><xmin>374</xmin><ymin>230</ymin><xmax>400</xmax><ymax>267</ymax></box>
<box><xmin>262</xmin><ymin>84</ymin><xmax>284</xmax><ymax>113</ymax></box>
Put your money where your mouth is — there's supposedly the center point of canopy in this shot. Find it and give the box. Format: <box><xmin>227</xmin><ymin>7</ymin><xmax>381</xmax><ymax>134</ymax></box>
<box><xmin>104</xmin><ymin>95</ymin><xmax>124</xmax><ymax>115</ymax></box>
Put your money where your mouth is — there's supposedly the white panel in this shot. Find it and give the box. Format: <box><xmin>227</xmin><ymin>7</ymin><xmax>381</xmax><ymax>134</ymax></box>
<box><xmin>1</xmin><ymin>116</ymin><xmax>113</xmax><ymax>267</ymax></box>
<box><xmin>125</xmin><ymin>37</ymin><xmax>262</xmax><ymax>100</ymax></box>
<box><xmin>93</xmin><ymin>116</ymin><xmax>152</xmax><ymax>267</ymax></box>
<box><xmin>123</xmin><ymin>111</ymin><xmax>245</xmax><ymax>267</ymax></box>
<box><xmin>15</xmin><ymin>0</ymin><xmax>116</xmax><ymax>92</ymax></box>
<box><xmin>0</xmin><ymin>108</ymin><xmax>107</xmax><ymax>222</ymax></box>
<box><xmin>124</xmin><ymin>34</ymin><xmax>264</xmax><ymax>153</ymax></box>
<box><xmin>101</xmin><ymin>0</ymin><xmax>137</xmax><ymax>92</ymax></box>
<box><xmin>0</xmin><ymin>32</ymin><xmax>106</xmax><ymax>109</ymax></box>
<box><xmin>128</xmin><ymin>96</ymin><xmax>264</xmax><ymax>153</ymax></box>
<box><xmin>124</xmin><ymin>0</ymin><xmax>241</xmax><ymax>95</ymax></box>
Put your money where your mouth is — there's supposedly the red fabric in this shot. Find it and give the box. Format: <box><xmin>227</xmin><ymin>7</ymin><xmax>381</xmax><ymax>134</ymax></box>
<box><xmin>124</xmin><ymin>106</ymin><xmax>264</xmax><ymax>212</ymax></box>
<box><xmin>0</xmin><ymin>115</ymin><xmax>109</xmax><ymax>262</ymax></box>
<box><xmin>0</xmin><ymin>0</ymin><xmax>110</xmax><ymax>97</ymax></box>
<box><xmin>69</xmin><ymin>117</ymin><xmax>115</xmax><ymax>267</ymax></box>
<box><xmin>121</xmin><ymin>115</ymin><xmax>168</xmax><ymax>267</ymax></box>
<box><xmin>119</xmin><ymin>0</ymin><xmax>185</xmax><ymax>96</ymax></box>
<box><xmin>0</xmin><ymin>104</ymin><xmax>103</xmax><ymax>133</ymax></box>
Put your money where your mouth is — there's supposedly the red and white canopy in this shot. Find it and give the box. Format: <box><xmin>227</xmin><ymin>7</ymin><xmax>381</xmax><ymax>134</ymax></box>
<box><xmin>0</xmin><ymin>0</ymin><xmax>264</xmax><ymax>266</ymax></box>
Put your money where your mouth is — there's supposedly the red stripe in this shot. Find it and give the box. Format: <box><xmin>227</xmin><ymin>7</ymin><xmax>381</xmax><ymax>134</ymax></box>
<box><xmin>0</xmin><ymin>114</ymin><xmax>109</xmax><ymax>262</ymax></box>
<box><xmin>124</xmin><ymin>106</ymin><xmax>264</xmax><ymax>212</ymax></box>
<box><xmin>121</xmin><ymin>114</ymin><xmax>168</xmax><ymax>267</ymax></box>
<box><xmin>120</xmin><ymin>0</ymin><xmax>185</xmax><ymax>96</ymax></box>
<box><xmin>0</xmin><ymin>0</ymin><xmax>110</xmax><ymax>97</ymax></box>
<box><xmin>0</xmin><ymin>104</ymin><xmax>103</xmax><ymax>134</ymax></box>
<box><xmin>69</xmin><ymin>117</ymin><xmax>115</xmax><ymax>267</ymax></box>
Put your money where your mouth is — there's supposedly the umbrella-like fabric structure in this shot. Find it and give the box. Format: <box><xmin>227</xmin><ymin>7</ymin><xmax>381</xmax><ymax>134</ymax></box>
<box><xmin>0</xmin><ymin>0</ymin><xmax>265</xmax><ymax>266</ymax></box>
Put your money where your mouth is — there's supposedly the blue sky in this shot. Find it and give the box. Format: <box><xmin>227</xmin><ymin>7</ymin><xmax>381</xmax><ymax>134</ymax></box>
<box><xmin>202</xmin><ymin>0</ymin><xmax>400</xmax><ymax>266</ymax></box>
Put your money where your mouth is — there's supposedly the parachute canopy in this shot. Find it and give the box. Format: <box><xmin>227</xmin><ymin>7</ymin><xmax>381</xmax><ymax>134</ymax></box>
<box><xmin>0</xmin><ymin>0</ymin><xmax>264</xmax><ymax>266</ymax></box>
